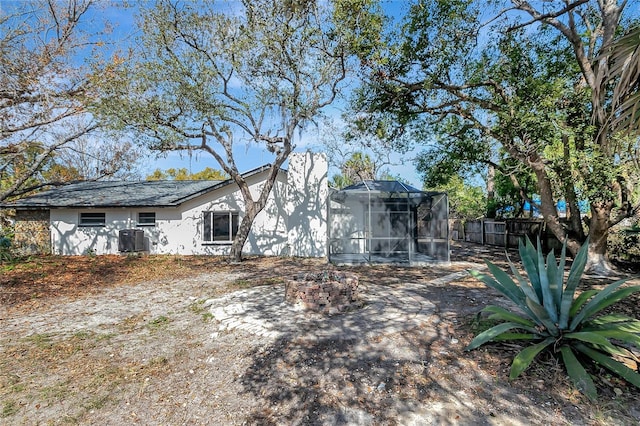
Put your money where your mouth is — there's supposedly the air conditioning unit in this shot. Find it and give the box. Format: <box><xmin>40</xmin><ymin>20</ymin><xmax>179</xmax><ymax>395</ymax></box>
<box><xmin>118</xmin><ymin>229</ymin><xmax>145</xmax><ymax>252</ymax></box>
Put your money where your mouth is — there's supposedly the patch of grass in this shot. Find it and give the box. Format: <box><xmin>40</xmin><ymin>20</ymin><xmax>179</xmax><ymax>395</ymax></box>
<box><xmin>1</xmin><ymin>263</ymin><xmax>16</xmax><ymax>272</ymax></box>
<box><xmin>189</xmin><ymin>299</ymin><xmax>207</xmax><ymax>314</ymax></box>
<box><xmin>23</xmin><ymin>333</ymin><xmax>55</xmax><ymax>348</ymax></box>
<box><xmin>189</xmin><ymin>300</ymin><xmax>214</xmax><ymax>322</ymax></box>
<box><xmin>95</xmin><ymin>332</ymin><xmax>117</xmax><ymax>342</ymax></box>
<box><xmin>10</xmin><ymin>383</ymin><xmax>26</xmax><ymax>393</ymax></box>
<box><xmin>259</xmin><ymin>277</ymin><xmax>284</xmax><ymax>286</ymax></box>
<box><xmin>230</xmin><ymin>279</ymin><xmax>253</xmax><ymax>289</ymax></box>
<box><xmin>41</xmin><ymin>382</ymin><xmax>73</xmax><ymax>403</ymax></box>
<box><xmin>72</xmin><ymin>330</ymin><xmax>94</xmax><ymax>340</ymax></box>
<box><xmin>82</xmin><ymin>394</ymin><xmax>111</xmax><ymax>411</ymax></box>
<box><xmin>147</xmin><ymin>315</ymin><xmax>171</xmax><ymax>330</ymax></box>
<box><xmin>3</xmin><ymin>373</ymin><xmax>26</xmax><ymax>394</ymax></box>
<box><xmin>1</xmin><ymin>400</ymin><xmax>18</xmax><ymax>417</ymax></box>
<box><xmin>467</xmin><ymin>312</ymin><xmax>502</xmax><ymax>334</ymax></box>
<box><xmin>229</xmin><ymin>277</ymin><xmax>283</xmax><ymax>290</ymax></box>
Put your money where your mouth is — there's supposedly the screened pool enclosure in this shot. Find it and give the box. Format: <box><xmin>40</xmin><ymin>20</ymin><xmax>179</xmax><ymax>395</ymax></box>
<box><xmin>328</xmin><ymin>180</ymin><xmax>449</xmax><ymax>265</ymax></box>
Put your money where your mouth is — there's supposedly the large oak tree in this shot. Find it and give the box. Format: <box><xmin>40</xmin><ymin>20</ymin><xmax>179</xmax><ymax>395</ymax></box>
<box><xmin>97</xmin><ymin>0</ymin><xmax>363</xmax><ymax>261</ymax></box>
<box><xmin>1</xmin><ymin>0</ymin><xmax>140</xmax><ymax>201</ymax></box>
<box><xmin>349</xmin><ymin>0</ymin><xmax>640</xmax><ymax>273</ymax></box>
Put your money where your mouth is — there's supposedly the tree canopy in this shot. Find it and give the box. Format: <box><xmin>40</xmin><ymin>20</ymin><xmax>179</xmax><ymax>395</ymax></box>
<box><xmin>146</xmin><ymin>167</ymin><xmax>228</xmax><ymax>181</ymax></box>
<box><xmin>97</xmin><ymin>0</ymin><xmax>361</xmax><ymax>260</ymax></box>
<box><xmin>347</xmin><ymin>0</ymin><xmax>640</xmax><ymax>273</ymax></box>
<box><xmin>0</xmin><ymin>0</ymin><xmax>141</xmax><ymax>201</ymax></box>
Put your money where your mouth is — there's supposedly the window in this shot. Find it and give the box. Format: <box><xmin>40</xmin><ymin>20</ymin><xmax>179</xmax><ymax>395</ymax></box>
<box><xmin>203</xmin><ymin>211</ymin><xmax>239</xmax><ymax>242</ymax></box>
<box><xmin>79</xmin><ymin>212</ymin><xmax>106</xmax><ymax>227</ymax></box>
<box><xmin>137</xmin><ymin>212</ymin><xmax>156</xmax><ymax>227</ymax></box>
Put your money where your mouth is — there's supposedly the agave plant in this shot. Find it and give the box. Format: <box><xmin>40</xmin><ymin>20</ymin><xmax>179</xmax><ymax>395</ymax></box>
<box><xmin>466</xmin><ymin>236</ymin><xmax>640</xmax><ymax>400</ymax></box>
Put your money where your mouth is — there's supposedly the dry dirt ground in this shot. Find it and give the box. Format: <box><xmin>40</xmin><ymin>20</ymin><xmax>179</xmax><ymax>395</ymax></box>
<box><xmin>1</xmin><ymin>242</ymin><xmax>639</xmax><ymax>425</ymax></box>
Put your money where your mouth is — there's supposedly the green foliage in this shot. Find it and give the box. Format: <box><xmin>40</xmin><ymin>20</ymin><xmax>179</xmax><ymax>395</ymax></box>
<box><xmin>97</xmin><ymin>0</ymin><xmax>351</xmax><ymax>154</ymax></box>
<box><xmin>466</xmin><ymin>237</ymin><xmax>640</xmax><ymax>400</ymax></box>
<box><xmin>0</xmin><ymin>236</ymin><xmax>12</xmax><ymax>261</ymax></box>
<box><xmin>491</xmin><ymin>164</ymin><xmax>538</xmax><ymax>218</ymax></box>
<box><xmin>593</xmin><ymin>25</ymin><xmax>640</xmax><ymax>138</ymax></box>
<box><xmin>146</xmin><ymin>167</ymin><xmax>228</xmax><ymax>181</ymax></box>
<box><xmin>1</xmin><ymin>400</ymin><xmax>18</xmax><ymax>418</ymax></box>
<box><xmin>608</xmin><ymin>227</ymin><xmax>640</xmax><ymax>263</ymax></box>
<box><xmin>329</xmin><ymin>174</ymin><xmax>353</xmax><ymax>189</ymax></box>
<box><xmin>332</xmin><ymin>0</ymin><xmax>386</xmax><ymax>62</ymax></box>
<box><xmin>349</xmin><ymin>0</ymin><xmax>640</xmax><ymax>261</ymax></box>
<box><xmin>96</xmin><ymin>0</ymin><xmax>354</xmax><ymax>261</ymax></box>
<box><xmin>431</xmin><ymin>174</ymin><xmax>485</xmax><ymax>220</ymax></box>
<box><xmin>0</xmin><ymin>221</ymin><xmax>13</xmax><ymax>261</ymax></box>
<box><xmin>147</xmin><ymin>315</ymin><xmax>171</xmax><ymax>330</ymax></box>
<box><xmin>330</xmin><ymin>152</ymin><xmax>377</xmax><ymax>188</ymax></box>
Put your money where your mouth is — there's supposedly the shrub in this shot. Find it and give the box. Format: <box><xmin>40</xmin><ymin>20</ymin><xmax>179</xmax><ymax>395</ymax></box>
<box><xmin>0</xmin><ymin>236</ymin><xmax>12</xmax><ymax>261</ymax></box>
<box><xmin>466</xmin><ymin>236</ymin><xmax>640</xmax><ymax>400</ymax></box>
<box><xmin>608</xmin><ymin>228</ymin><xmax>640</xmax><ymax>264</ymax></box>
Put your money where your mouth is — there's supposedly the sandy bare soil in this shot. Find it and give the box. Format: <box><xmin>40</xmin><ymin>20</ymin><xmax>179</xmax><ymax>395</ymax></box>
<box><xmin>1</xmin><ymin>243</ymin><xmax>639</xmax><ymax>425</ymax></box>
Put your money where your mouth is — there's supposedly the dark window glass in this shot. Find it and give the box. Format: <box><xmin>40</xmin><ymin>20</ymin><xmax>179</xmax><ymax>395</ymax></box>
<box><xmin>203</xmin><ymin>212</ymin><xmax>238</xmax><ymax>242</ymax></box>
<box><xmin>79</xmin><ymin>212</ymin><xmax>106</xmax><ymax>227</ymax></box>
<box><xmin>138</xmin><ymin>212</ymin><xmax>156</xmax><ymax>226</ymax></box>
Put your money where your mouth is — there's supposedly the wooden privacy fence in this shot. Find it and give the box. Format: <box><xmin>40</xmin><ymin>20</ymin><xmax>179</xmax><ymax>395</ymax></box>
<box><xmin>453</xmin><ymin>219</ymin><xmax>562</xmax><ymax>250</ymax></box>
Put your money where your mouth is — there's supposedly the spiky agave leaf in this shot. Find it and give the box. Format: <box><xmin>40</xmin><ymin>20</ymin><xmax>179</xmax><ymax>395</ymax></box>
<box><xmin>560</xmin><ymin>345</ymin><xmax>597</xmax><ymax>401</ymax></box>
<box><xmin>574</xmin><ymin>343</ymin><xmax>640</xmax><ymax>388</ymax></box>
<box><xmin>564</xmin><ymin>331</ymin><xmax>624</xmax><ymax>356</ymax></box>
<box><xmin>574</xmin><ymin>329</ymin><xmax>640</xmax><ymax>353</ymax></box>
<box><xmin>569</xmin><ymin>289</ymin><xmax>598</xmax><ymax>318</ymax></box>
<box><xmin>493</xmin><ymin>333</ymin><xmax>539</xmax><ymax>341</ymax></box>
<box><xmin>556</xmin><ymin>241</ymin><xmax>567</xmax><ymax>297</ymax></box>
<box><xmin>546</xmin><ymin>249</ymin><xmax>562</xmax><ymax>310</ymax></box>
<box><xmin>507</xmin><ymin>253</ymin><xmax>541</xmax><ymax>305</ymax></box>
<box><xmin>469</xmin><ymin>268</ymin><xmax>532</xmax><ymax>317</ymax></box>
<box><xmin>509</xmin><ymin>337</ymin><xmax>555</xmax><ymax>379</ymax></box>
<box><xmin>482</xmin><ymin>305</ymin><xmax>536</xmax><ymax>328</ymax></box>
<box><xmin>536</xmin><ymin>241</ymin><xmax>559</xmax><ymax>323</ymax></box>
<box><xmin>525</xmin><ymin>297</ymin><xmax>560</xmax><ymax>336</ymax></box>
<box><xmin>586</xmin><ymin>314</ymin><xmax>640</xmax><ymax>332</ymax></box>
<box><xmin>559</xmin><ymin>238</ymin><xmax>590</xmax><ymax>328</ymax></box>
<box><xmin>466</xmin><ymin>322</ymin><xmax>530</xmax><ymax>351</ymax></box>
<box><xmin>570</xmin><ymin>282</ymin><xmax>640</xmax><ymax>331</ymax></box>
<box><xmin>519</xmin><ymin>237</ymin><xmax>542</xmax><ymax>301</ymax></box>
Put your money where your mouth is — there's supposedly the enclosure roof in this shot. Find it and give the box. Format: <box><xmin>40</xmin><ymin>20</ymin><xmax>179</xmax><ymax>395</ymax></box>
<box><xmin>1</xmin><ymin>164</ymin><xmax>274</xmax><ymax>209</ymax></box>
<box><xmin>340</xmin><ymin>180</ymin><xmax>424</xmax><ymax>193</ymax></box>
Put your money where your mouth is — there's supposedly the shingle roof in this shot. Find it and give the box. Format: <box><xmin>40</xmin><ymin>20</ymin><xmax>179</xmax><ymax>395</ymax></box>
<box><xmin>2</xmin><ymin>164</ymin><xmax>273</xmax><ymax>209</ymax></box>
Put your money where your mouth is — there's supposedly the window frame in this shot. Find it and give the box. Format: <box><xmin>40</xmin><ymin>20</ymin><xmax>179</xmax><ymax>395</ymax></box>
<box><xmin>79</xmin><ymin>212</ymin><xmax>106</xmax><ymax>227</ymax></box>
<box><xmin>202</xmin><ymin>211</ymin><xmax>239</xmax><ymax>244</ymax></box>
<box><xmin>137</xmin><ymin>212</ymin><xmax>156</xmax><ymax>227</ymax></box>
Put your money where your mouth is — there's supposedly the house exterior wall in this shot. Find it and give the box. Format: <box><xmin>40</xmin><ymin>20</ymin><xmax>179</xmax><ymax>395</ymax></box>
<box><xmin>285</xmin><ymin>152</ymin><xmax>328</xmax><ymax>257</ymax></box>
<box><xmin>49</xmin><ymin>152</ymin><xmax>328</xmax><ymax>257</ymax></box>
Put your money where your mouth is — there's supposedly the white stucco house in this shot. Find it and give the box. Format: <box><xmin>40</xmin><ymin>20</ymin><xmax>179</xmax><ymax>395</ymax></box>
<box><xmin>3</xmin><ymin>152</ymin><xmax>328</xmax><ymax>257</ymax></box>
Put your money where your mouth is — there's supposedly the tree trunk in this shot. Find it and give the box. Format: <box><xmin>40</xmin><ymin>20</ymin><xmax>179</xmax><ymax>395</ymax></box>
<box><xmin>529</xmin><ymin>156</ymin><xmax>582</xmax><ymax>255</ymax></box>
<box><xmin>230</xmin><ymin>203</ymin><xmax>257</xmax><ymax>263</ymax></box>
<box><xmin>585</xmin><ymin>200</ymin><xmax>616</xmax><ymax>276</ymax></box>
<box><xmin>226</xmin><ymin>147</ymin><xmax>291</xmax><ymax>262</ymax></box>
<box><xmin>486</xmin><ymin>164</ymin><xmax>496</xmax><ymax>219</ymax></box>
<box><xmin>561</xmin><ymin>134</ymin><xmax>585</xmax><ymax>240</ymax></box>
<box><xmin>534</xmin><ymin>161</ymin><xmax>616</xmax><ymax>275</ymax></box>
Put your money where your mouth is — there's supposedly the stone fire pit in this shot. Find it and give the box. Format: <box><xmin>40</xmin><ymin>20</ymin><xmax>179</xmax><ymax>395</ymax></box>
<box><xmin>285</xmin><ymin>270</ymin><xmax>359</xmax><ymax>313</ymax></box>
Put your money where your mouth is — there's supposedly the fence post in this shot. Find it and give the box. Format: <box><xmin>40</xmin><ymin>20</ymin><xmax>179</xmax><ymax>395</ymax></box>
<box><xmin>505</xmin><ymin>219</ymin><xmax>510</xmax><ymax>250</ymax></box>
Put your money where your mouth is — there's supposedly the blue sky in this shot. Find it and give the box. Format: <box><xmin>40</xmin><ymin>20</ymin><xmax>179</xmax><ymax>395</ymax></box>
<box><xmin>84</xmin><ymin>1</ymin><xmax>424</xmax><ymax>186</ymax></box>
